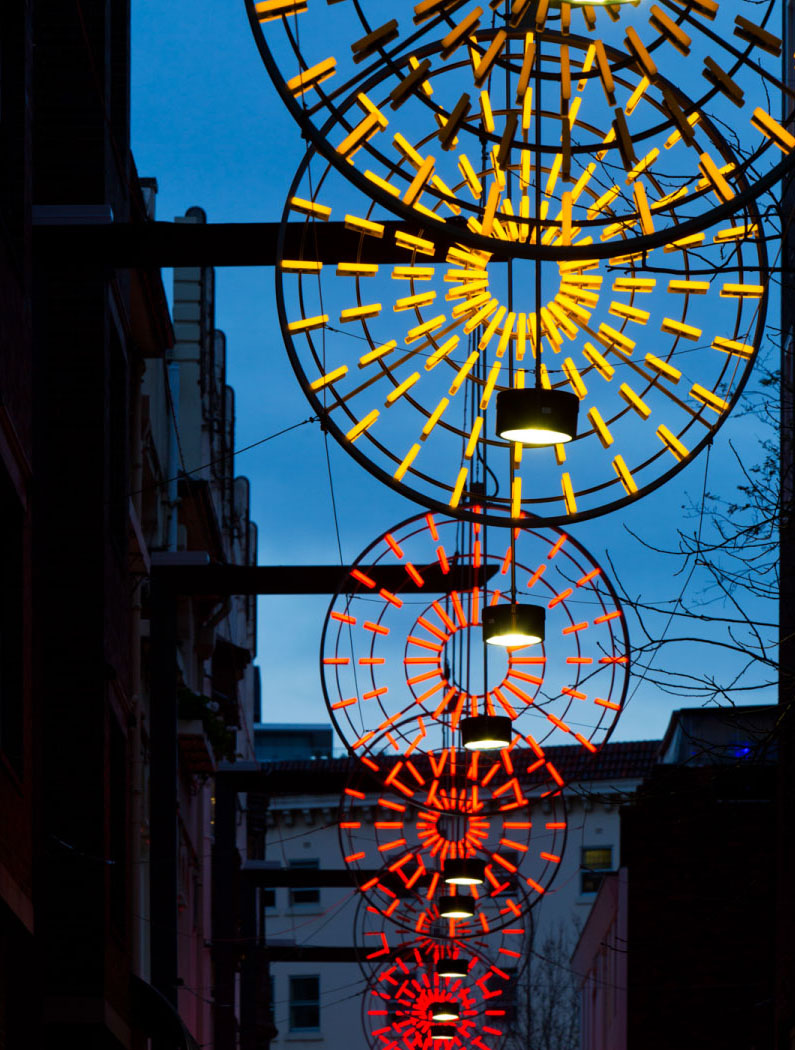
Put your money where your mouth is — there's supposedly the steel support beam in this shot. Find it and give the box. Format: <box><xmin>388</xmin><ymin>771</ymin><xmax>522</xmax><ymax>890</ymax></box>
<box><xmin>151</xmin><ymin>562</ymin><xmax>497</xmax><ymax>596</ymax></box>
<box><xmin>242</xmin><ymin>867</ymin><xmax>382</xmax><ymax>887</ymax></box>
<box><xmin>33</xmin><ymin>219</ymin><xmax>513</xmax><ymax>266</ymax></box>
<box><xmin>264</xmin><ymin>946</ymin><xmax>362</xmax><ymax>963</ymax></box>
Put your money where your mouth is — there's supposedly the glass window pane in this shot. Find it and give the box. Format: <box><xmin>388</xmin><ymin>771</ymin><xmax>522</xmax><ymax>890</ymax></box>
<box><xmin>289</xmin><ymin>859</ymin><xmax>320</xmax><ymax>906</ymax></box>
<box><xmin>291</xmin><ymin>887</ymin><xmax>320</xmax><ymax>905</ymax></box>
<box><xmin>580</xmin><ymin>846</ymin><xmax>614</xmax><ymax>895</ymax></box>
<box><xmin>581</xmin><ymin>870</ymin><xmax>606</xmax><ymax>894</ymax></box>
<box><xmin>289</xmin><ymin>975</ymin><xmax>320</xmax><ymax>1031</ymax></box>
<box><xmin>581</xmin><ymin>847</ymin><xmax>613</xmax><ymax>869</ymax></box>
<box><xmin>291</xmin><ymin>977</ymin><xmax>319</xmax><ymax>1000</ymax></box>
<box><xmin>291</xmin><ymin>1004</ymin><xmax>320</xmax><ymax>1030</ymax></box>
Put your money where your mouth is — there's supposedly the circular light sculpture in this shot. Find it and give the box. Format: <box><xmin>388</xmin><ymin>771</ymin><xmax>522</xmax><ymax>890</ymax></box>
<box><xmin>438</xmin><ymin>895</ymin><xmax>475</xmax><ymax>919</ymax></box>
<box><xmin>431</xmin><ymin>1003</ymin><xmax>460</xmax><ymax>1022</ymax></box>
<box><xmin>482</xmin><ymin>603</ymin><xmax>545</xmax><ymax>648</ymax></box>
<box><xmin>322</xmin><ymin>513</ymin><xmax>630</xmax><ymax>762</ymax></box>
<box><xmin>362</xmin><ymin>947</ymin><xmax>518</xmax><ymax>1050</ymax></box>
<box><xmin>436</xmin><ymin>959</ymin><xmax>469</xmax><ymax>979</ymax></box>
<box><xmin>495</xmin><ymin>388</ymin><xmax>578</xmax><ymax>447</ymax></box>
<box><xmin>460</xmin><ymin>715</ymin><xmax>512</xmax><ymax>752</ymax></box>
<box><xmin>280</xmin><ymin>142</ymin><xmax>768</xmax><ymax>526</ymax></box>
<box><xmin>443</xmin><ymin>859</ymin><xmax>486</xmax><ymax>886</ymax></box>
<box><xmin>339</xmin><ymin>743</ymin><xmax>568</xmax><ymax>933</ymax></box>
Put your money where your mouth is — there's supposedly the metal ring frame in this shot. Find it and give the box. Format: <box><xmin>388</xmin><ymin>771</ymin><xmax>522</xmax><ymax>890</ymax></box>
<box><xmin>270</xmin><ymin>32</ymin><xmax>778</xmax><ymax>247</ymax></box>
<box><xmin>361</xmin><ymin>954</ymin><xmax>513</xmax><ymax>1050</ymax></box>
<box><xmin>337</xmin><ymin>747</ymin><xmax>569</xmax><ymax>930</ymax></box>
<box><xmin>320</xmin><ymin>513</ymin><xmax>630</xmax><ymax>762</ymax></box>
<box><xmin>277</xmin><ymin>135</ymin><xmax>768</xmax><ymax>524</ymax></box>
<box><xmin>247</xmin><ymin>0</ymin><xmax>795</xmax><ymax>259</ymax></box>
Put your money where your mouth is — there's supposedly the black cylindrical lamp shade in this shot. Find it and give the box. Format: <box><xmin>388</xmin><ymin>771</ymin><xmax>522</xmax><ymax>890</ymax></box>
<box><xmin>438</xmin><ymin>894</ymin><xmax>475</xmax><ymax>919</ymax></box>
<box><xmin>435</xmin><ymin>958</ymin><xmax>469</xmax><ymax>979</ymax></box>
<box><xmin>496</xmin><ymin>388</ymin><xmax>579</xmax><ymax>446</ymax></box>
<box><xmin>483</xmin><ymin>603</ymin><xmax>545</xmax><ymax>647</ymax></box>
<box><xmin>443</xmin><ymin>858</ymin><xmax>486</xmax><ymax>886</ymax></box>
<box><xmin>431</xmin><ymin>1026</ymin><xmax>457</xmax><ymax>1040</ymax></box>
<box><xmin>460</xmin><ymin>715</ymin><xmax>512</xmax><ymax>752</ymax></box>
<box><xmin>430</xmin><ymin>1002</ymin><xmax>460</xmax><ymax>1022</ymax></box>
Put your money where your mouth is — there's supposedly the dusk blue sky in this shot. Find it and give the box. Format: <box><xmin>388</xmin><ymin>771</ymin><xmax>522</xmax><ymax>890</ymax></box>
<box><xmin>130</xmin><ymin>1</ymin><xmax>779</xmax><ymax>748</ymax></box>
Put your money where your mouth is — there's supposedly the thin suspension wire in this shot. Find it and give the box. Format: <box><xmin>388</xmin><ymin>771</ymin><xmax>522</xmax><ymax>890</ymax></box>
<box><xmin>128</xmin><ymin>415</ymin><xmax>318</xmax><ymax>499</ymax></box>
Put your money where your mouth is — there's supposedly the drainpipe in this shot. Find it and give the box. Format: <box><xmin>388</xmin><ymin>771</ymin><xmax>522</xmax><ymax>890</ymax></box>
<box><xmin>166</xmin><ymin>361</ymin><xmax>180</xmax><ymax>550</ymax></box>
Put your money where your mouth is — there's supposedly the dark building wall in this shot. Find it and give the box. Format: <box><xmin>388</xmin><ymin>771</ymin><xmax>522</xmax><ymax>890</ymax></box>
<box><xmin>0</xmin><ymin>4</ymin><xmax>261</xmax><ymax>1048</ymax></box>
<box><xmin>0</xmin><ymin>0</ymin><xmax>33</xmax><ymax>443</ymax></box>
<box><xmin>30</xmin><ymin>2</ymin><xmax>138</xmax><ymax>1044</ymax></box>
<box><xmin>621</xmin><ymin>765</ymin><xmax>775</xmax><ymax>1050</ymax></box>
<box><xmin>0</xmin><ymin>1</ymin><xmax>37</xmax><ymax>1047</ymax></box>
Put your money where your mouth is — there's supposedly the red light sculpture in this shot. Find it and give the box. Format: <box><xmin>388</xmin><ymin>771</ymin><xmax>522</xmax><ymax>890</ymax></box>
<box><xmin>322</xmin><ymin>512</ymin><xmax>629</xmax><ymax>770</ymax></box>
<box><xmin>338</xmin><ymin>745</ymin><xmax>568</xmax><ymax>931</ymax></box>
<box><xmin>364</xmin><ymin>954</ymin><xmax>512</xmax><ymax>1050</ymax></box>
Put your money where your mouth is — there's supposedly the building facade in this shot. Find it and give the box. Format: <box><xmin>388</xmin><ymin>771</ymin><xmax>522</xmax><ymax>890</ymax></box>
<box><xmin>573</xmin><ymin>706</ymin><xmax>778</xmax><ymax>1050</ymax></box>
<box><xmin>0</xmin><ymin>5</ymin><xmax>259</xmax><ymax>1043</ymax></box>
<box><xmin>133</xmin><ymin>199</ymin><xmax>260</xmax><ymax>1044</ymax></box>
<box><xmin>0</xmin><ymin>3</ymin><xmax>35</xmax><ymax>1045</ymax></box>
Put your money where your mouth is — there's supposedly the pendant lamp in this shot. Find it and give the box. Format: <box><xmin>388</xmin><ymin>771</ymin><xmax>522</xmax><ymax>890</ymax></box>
<box><xmin>438</xmin><ymin>895</ymin><xmax>475</xmax><ymax>919</ymax></box>
<box><xmin>460</xmin><ymin>715</ymin><xmax>512</xmax><ymax>752</ymax></box>
<box><xmin>483</xmin><ymin>603</ymin><xmax>545</xmax><ymax>647</ymax></box>
<box><xmin>443</xmin><ymin>858</ymin><xmax>486</xmax><ymax>886</ymax></box>
<box><xmin>496</xmin><ymin>388</ymin><xmax>578</xmax><ymax>446</ymax></box>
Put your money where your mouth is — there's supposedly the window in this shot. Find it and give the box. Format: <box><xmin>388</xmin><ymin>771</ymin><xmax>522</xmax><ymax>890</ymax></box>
<box><xmin>289</xmin><ymin>859</ymin><xmax>320</xmax><ymax>907</ymax></box>
<box><xmin>289</xmin><ymin>975</ymin><xmax>320</xmax><ymax>1031</ymax></box>
<box><xmin>263</xmin><ymin>888</ymin><xmax>276</xmax><ymax>908</ymax></box>
<box><xmin>580</xmin><ymin>846</ymin><xmax>614</xmax><ymax>894</ymax></box>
